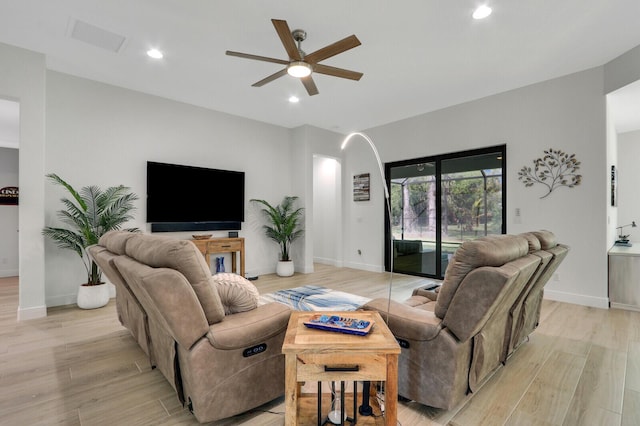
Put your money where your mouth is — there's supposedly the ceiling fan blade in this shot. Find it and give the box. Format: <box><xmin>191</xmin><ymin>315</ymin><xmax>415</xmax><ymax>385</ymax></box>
<box><xmin>301</xmin><ymin>76</ymin><xmax>319</xmax><ymax>96</ymax></box>
<box><xmin>226</xmin><ymin>51</ymin><xmax>289</xmax><ymax>65</ymax></box>
<box><xmin>305</xmin><ymin>35</ymin><xmax>361</xmax><ymax>64</ymax></box>
<box><xmin>313</xmin><ymin>64</ymin><xmax>363</xmax><ymax>81</ymax></box>
<box><xmin>272</xmin><ymin>19</ymin><xmax>301</xmax><ymax>61</ymax></box>
<box><xmin>252</xmin><ymin>68</ymin><xmax>288</xmax><ymax>87</ymax></box>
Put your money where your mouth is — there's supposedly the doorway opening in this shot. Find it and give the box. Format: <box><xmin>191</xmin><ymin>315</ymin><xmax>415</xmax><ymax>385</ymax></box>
<box><xmin>0</xmin><ymin>98</ymin><xmax>20</xmax><ymax>282</ymax></box>
<box><xmin>312</xmin><ymin>155</ymin><xmax>343</xmax><ymax>268</ymax></box>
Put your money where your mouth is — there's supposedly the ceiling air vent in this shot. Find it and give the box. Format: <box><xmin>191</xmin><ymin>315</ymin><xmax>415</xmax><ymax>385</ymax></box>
<box><xmin>68</xmin><ymin>19</ymin><xmax>126</xmax><ymax>53</ymax></box>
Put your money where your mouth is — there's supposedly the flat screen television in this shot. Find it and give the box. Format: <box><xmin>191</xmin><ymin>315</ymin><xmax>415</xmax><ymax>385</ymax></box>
<box><xmin>146</xmin><ymin>161</ymin><xmax>245</xmax><ymax>232</ymax></box>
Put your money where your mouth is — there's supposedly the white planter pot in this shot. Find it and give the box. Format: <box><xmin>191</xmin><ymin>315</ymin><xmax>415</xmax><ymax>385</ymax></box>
<box><xmin>276</xmin><ymin>260</ymin><xmax>295</xmax><ymax>277</ymax></box>
<box><xmin>77</xmin><ymin>283</ymin><xmax>110</xmax><ymax>309</ymax></box>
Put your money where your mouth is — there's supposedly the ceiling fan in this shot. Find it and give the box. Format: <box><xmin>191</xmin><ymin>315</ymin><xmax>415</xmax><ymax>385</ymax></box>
<box><xmin>226</xmin><ymin>19</ymin><xmax>363</xmax><ymax>96</ymax></box>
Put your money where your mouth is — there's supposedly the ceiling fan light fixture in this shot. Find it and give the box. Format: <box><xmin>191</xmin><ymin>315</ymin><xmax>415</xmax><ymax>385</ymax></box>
<box><xmin>287</xmin><ymin>61</ymin><xmax>312</xmax><ymax>78</ymax></box>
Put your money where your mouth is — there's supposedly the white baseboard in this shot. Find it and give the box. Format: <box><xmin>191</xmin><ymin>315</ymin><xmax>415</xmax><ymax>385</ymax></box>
<box><xmin>610</xmin><ymin>302</ymin><xmax>640</xmax><ymax>312</ymax></box>
<box><xmin>342</xmin><ymin>261</ymin><xmax>384</xmax><ymax>273</ymax></box>
<box><xmin>313</xmin><ymin>257</ymin><xmax>342</xmax><ymax>267</ymax></box>
<box><xmin>17</xmin><ymin>305</ymin><xmax>47</xmax><ymax>321</ymax></box>
<box><xmin>0</xmin><ymin>269</ymin><xmax>19</xmax><ymax>278</ymax></box>
<box><xmin>544</xmin><ymin>289</ymin><xmax>609</xmax><ymax>309</ymax></box>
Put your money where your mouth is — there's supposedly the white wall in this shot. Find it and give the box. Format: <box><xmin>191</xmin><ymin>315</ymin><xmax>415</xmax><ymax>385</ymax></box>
<box><xmin>617</xmin><ymin>130</ymin><xmax>640</xmax><ymax>242</ymax></box>
<box><xmin>343</xmin><ymin>67</ymin><xmax>609</xmax><ymax>307</ymax></box>
<box><xmin>0</xmin><ymin>147</ymin><xmax>19</xmax><ymax>277</ymax></box>
<box><xmin>0</xmin><ymin>42</ymin><xmax>47</xmax><ymax>320</ymax></box>
<box><xmin>313</xmin><ymin>155</ymin><xmax>341</xmax><ymax>266</ymax></box>
<box><xmin>45</xmin><ymin>71</ymin><xmax>293</xmax><ymax>306</ymax></box>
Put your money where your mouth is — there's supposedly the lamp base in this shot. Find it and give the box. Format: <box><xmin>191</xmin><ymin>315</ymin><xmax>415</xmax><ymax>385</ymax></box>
<box><xmin>615</xmin><ymin>240</ymin><xmax>633</xmax><ymax>247</ymax></box>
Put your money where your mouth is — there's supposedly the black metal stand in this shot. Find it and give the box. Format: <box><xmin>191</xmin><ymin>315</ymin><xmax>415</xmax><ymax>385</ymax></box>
<box><xmin>358</xmin><ymin>381</ymin><xmax>373</xmax><ymax>416</ymax></box>
<box><xmin>318</xmin><ymin>381</ymin><xmax>358</xmax><ymax>425</ymax></box>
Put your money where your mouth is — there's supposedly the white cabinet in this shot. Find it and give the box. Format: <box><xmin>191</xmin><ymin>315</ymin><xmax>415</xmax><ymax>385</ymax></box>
<box><xmin>608</xmin><ymin>245</ymin><xmax>640</xmax><ymax>311</ymax></box>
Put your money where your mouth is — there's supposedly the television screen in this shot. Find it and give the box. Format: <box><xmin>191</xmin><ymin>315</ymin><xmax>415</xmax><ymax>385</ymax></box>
<box><xmin>146</xmin><ymin>161</ymin><xmax>244</xmax><ymax>232</ymax></box>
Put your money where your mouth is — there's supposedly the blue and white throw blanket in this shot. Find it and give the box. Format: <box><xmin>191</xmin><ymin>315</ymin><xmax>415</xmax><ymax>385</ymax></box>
<box><xmin>259</xmin><ymin>285</ymin><xmax>371</xmax><ymax>311</ymax></box>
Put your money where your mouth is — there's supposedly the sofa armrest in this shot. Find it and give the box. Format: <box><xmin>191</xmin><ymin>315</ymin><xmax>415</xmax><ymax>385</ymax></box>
<box><xmin>412</xmin><ymin>287</ymin><xmax>440</xmax><ymax>301</ymax></box>
<box><xmin>362</xmin><ymin>298</ymin><xmax>443</xmax><ymax>341</ymax></box>
<box><xmin>206</xmin><ymin>303</ymin><xmax>291</xmax><ymax>350</ymax></box>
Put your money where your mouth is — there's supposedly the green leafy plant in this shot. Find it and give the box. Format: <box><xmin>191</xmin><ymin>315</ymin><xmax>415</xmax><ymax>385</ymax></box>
<box><xmin>518</xmin><ymin>148</ymin><xmax>582</xmax><ymax>199</ymax></box>
<box><xmin>251</xmin><ymin>196</ymin><xmax>304</xmax><ymax>261</ymax></box>
<box><xmin>42</xmin><ymin>173</ymin><xmax>139</xmax><ymax>285</ymax></box>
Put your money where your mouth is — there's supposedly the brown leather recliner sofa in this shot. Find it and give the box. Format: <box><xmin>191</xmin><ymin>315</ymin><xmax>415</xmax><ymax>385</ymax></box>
<box><xmin>88</xmin><ymin>231</ymin><xmax>291</xmax><ymax>423</ymax></box>
<box><xmin>363</xmin><ymin>231</ymin><xmax>568</xmax><ymax>410</ymax></box>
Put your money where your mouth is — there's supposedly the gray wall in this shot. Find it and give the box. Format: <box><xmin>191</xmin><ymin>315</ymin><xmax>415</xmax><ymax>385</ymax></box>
<box><xmin>44</xmin><ymin>71</ymin><xmax>298</xmax><ymax>306</ymax></box>
<box><xmin>345</xmin><ymin>67</ymin><xmax>609</xmax><ymax>307</ymax></box>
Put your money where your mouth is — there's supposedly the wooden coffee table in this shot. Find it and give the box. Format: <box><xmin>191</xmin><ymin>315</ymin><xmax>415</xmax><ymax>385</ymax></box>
<box><xmin>282</xmin><ymin>311</ymin><xmax>400</xmax><ymax>426</ymax></box>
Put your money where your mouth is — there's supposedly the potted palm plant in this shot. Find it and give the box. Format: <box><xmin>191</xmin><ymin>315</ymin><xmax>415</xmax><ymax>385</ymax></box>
<box><xmin>251</xmin><ymin>196</ymin><xmax>304</xmax><ymax>277</ymax></box>
<box><xmin>42</xmin><ymin>173</ymin><xmax>139</xmax><ymax>309</ymax></box>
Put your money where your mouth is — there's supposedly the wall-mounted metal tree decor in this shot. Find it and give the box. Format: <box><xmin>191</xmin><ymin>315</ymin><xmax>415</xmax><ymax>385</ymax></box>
<box><xmin>518</xmin><ymin>148</ymin><xmax>582</xmax><ymax>199</ymax></box>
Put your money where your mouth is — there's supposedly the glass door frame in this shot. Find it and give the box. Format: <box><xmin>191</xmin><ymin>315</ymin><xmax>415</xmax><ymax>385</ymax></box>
<box><xmin>384</xmin><ymin>144</ymin><xmax>507</xmax><ymax>278</ymax></box>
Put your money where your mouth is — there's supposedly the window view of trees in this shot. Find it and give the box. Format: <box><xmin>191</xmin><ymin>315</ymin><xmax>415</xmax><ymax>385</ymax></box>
<box><xmin>391</xmin><ymin>171</ymin><xmax>502</xmax><ymax>242</ymax></box>
<box><xmin>387</xmin><ymin>147</ymin><xmax>505</xmax><ymax>278</ymax></box>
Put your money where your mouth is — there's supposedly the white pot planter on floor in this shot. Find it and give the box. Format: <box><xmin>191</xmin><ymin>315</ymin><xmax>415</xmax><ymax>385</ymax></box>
<box><xmin>276</xmin><ymin>260</ymin><xmax>295</xmax><ymax>277</ymax></box>
<box><xmin>77</xmin><ymin>283</ymin><xmax>110</xmax><ymax>309</ymax></box>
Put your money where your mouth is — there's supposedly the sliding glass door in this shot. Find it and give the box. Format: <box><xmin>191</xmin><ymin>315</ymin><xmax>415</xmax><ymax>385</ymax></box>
<box><xmin>386</xmin><ymin>145</ymin><xmax>506</xmax><ymax>279</ymax></box>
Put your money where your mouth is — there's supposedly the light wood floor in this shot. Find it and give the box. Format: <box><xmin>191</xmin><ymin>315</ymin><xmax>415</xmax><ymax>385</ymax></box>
<box><xmin>1</xmin><ymin>265</ymin><xmax>639</xmax><ymax>425</ymax></box>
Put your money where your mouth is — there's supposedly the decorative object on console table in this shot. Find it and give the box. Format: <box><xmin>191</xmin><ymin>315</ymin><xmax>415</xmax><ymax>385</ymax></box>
<box><xmin>615</xmin><ymin>221</ymin><xmax>637</xmax><ymax>247</ymax></box>
<box><xmin>517</xmin><ymin>148</ymin><xmax>582</xmax><ymax>199</ymax></box>
<box><xmin>251</xmin><ymin>196</ymin><xmax>304</xmax><ymax>277</ymax></box>
<box><xmin>215</xmin><ymin>257</ymin><xmax>225</xmax><ymax>273</ymax></box>
<box><xmin>42</xmin><ymin>173</ymin><xmax>139</xmax><ymax>309</ymax></box>
<box><xmin>191</xmin><ymin>237</ymin><xmax>245</xmax><ymax>277</ymax></box>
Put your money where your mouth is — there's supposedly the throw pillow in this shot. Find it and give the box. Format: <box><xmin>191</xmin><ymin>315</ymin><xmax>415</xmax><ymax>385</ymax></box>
<box><xmin>212</xmin><ymin>273</ymin><xmax>260</xmax><ymax>315</ymax></box>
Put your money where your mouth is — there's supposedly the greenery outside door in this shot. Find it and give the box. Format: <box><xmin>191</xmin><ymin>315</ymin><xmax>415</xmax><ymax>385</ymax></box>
<box><xmin>386</xmin><ymin>145</ymin><xmax>506</xmax><ymax>278</ymax></box>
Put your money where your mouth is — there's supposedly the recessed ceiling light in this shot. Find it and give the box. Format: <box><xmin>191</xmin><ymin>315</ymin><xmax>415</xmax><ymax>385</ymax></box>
<box><xmin>289</xmin><ymin>96</ymin><xmax>300</xmax><ymax>103</ymax></box>
<box><xmin>146</xmin><ymin>48</ymin><xmax>164</xmax><ymax>59</ymax></box>
<box><xmin>472</xmin><ymin>5</ymin><xmax>492</xmax><ymax>20</ymax></box>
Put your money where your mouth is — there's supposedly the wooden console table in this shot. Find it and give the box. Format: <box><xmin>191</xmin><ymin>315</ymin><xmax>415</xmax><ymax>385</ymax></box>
<box><xmin>192</xmin><ymin>237</ymin><xmax>245</xmax><ymax>277</ymax></box>
<box><xmin>282</xmin><ymin>311</ymin><xmax>400</xmax><ymax>426</ymax></box>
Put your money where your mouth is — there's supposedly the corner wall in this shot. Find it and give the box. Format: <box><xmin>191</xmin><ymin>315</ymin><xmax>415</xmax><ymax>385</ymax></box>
<box><xmin>0</xmin><ymin>42</ymin><xmax>47</xmax><ymax>320</ymax></box>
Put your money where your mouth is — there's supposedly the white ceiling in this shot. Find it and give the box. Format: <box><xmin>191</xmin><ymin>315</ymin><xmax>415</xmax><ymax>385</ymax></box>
<box><xmin>1</xmin><ymin>0</ymin><xmax>640</xmax><ymax>141</ymax></box>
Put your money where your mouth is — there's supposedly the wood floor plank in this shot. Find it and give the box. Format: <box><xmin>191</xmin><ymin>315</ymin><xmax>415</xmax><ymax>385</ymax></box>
<box><xmin>626</xmin><ymin>341</ymin><xmax>640</xmax><ymax>393</ymax></box>
<box><xmin>505</xmin><ymin>350</ymin><xmax>586</xmax><ymax>425</ymax></box>
<box><xmin>622</xmin><ymin>388</ymin><xmax>640</xmax><ymax>426</ymax></box>
<box><xmin>562</xmin><ymin>400</ymin><xmax>621</xmax><ymax>426</ymax></box>
<box><xmin>564</xmin><ymin>345</ymin><xmax>626</xmax><ymax>414</ymax></box>
<box><xmin>451</xmin><ymin>333</ymin><xmax>556</xmax><ymax>425</ymax></box>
